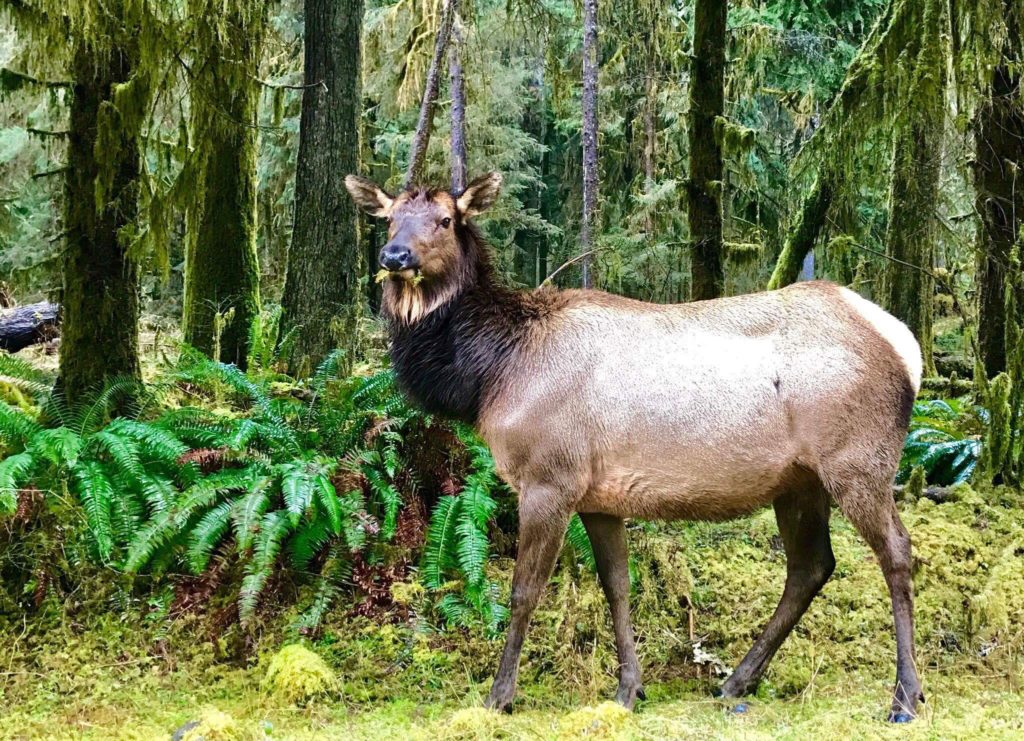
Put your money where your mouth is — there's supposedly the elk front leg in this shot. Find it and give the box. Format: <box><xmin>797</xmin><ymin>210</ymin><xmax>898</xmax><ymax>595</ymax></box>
<box><xmin>485</xmin><ymin>498</ymin><xmax>569</xmax><ymax>713</ymax></box>
<box><xmin>580</xmin><ymin>512</ymin><xmax>644</xmax><ymax>709</ymax></box>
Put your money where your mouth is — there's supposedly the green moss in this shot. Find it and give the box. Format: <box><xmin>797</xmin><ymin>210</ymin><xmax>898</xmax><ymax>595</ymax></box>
<box><xmin>261</xmin><ymin>644</ymin><xmax>338</xmax><ymax>706</ymax></box>
<box><xmin>556</xmin><ymin>702</ymin><xmax>632</xmax><ymax>739</ymax></box>
<box><xmin>973</xmin><ymin>538</ymin><xmax>1024</xmax><ymax>640</ymax></box>
<box><xmin>179</xmin><ymin>707</ymin><xmax>244</xmax><ymax>741</ymax></box>
<box><xmin>3</xmin><ymin>485</ymin><xmax>1024</xmax><ymax>738</ymax></box>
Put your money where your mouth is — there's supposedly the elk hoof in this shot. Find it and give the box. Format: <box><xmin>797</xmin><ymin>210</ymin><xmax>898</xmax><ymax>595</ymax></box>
<box><xmin>614</xmin><ymin>682</ymin><xmax>645</xmax><ymax>710</ymax></box>
<box><xmin>715</xmin><ymin>677</ymin><xmax>755</xmax><ymax>699</ymax></box>
<box><xmin>484</xmin><ymin>688</ymin><xmax>515</xmax><ymax>714</ymax></box>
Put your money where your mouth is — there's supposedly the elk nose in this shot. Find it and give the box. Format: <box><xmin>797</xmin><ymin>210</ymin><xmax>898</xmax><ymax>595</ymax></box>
<box><xmin>379</xmin><ymin>244</ymin><xmax>413</xmax><ymax>272</ymax></box>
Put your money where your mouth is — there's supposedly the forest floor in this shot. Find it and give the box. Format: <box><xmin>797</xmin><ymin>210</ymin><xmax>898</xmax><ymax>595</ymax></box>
<box><xmin>2</xmin><ymin>666</ymin><xmax>1022</xmax><ymax>740</ymax></box>
<box><xmin>3</xmin><ymin>484</ymin><xmax>1023</xmax><ymax>740</ymax></box>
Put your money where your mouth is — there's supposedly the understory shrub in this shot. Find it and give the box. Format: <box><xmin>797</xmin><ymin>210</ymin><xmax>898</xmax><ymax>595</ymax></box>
<box><xmin>0</xmin><ymin>341</ymin><xmax>519</xmax><ymax>631</ymax></box>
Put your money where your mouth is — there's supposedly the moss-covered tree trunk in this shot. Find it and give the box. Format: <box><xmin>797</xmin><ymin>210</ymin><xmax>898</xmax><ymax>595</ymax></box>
<box><xmin>281</xmin><ymin>0</ymin><xmax>365</xmax><ymax>377</ymax></box>
<box><xmin>973</xmin><ymin>2</ymin><xmax>1023</xmax><ymax>379</ymax></box>
<box><xmin>766</xmin><ymin>174</ymin><xmax>833</xmax><ymax>290</ymax></box>
<box><xmin>884</xmin><ymin>125</ymin><xmax>939</xmax><ymax>375</ymax></box>
<box><xmin>882</xmin><ymin>0</ymin><xmax>946</xmax><ymax>378</ymax></box>
<box><xmin>686</xmin><ymin>0</ymin><xmax>726</xmax><ymax>301</ymax></box>
<box><xmin>183</xmin><ymin>8</ymin><xmax>263</xmax><ymax>369</ymax></box>
<box><xmin>58</xmin><ymin>40</ymin><xmax>141</xmax><ymax>404</ymax></box>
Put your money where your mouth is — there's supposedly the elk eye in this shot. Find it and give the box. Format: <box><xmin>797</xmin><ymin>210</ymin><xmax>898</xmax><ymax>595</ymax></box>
<box><xmin>440</xmin><ymin>217</ymin><xmax>452</xmax><ymax>229</ymax></box>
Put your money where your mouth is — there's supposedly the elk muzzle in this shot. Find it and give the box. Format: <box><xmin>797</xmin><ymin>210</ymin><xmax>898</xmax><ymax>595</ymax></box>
<box><xmin>379</xmin><ymin>243</ymin><xmax>419</xmax><ymax>273</ymax></box>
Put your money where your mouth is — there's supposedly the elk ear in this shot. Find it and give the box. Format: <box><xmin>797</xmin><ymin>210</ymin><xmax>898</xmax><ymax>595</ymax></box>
<box><xmin>345</xmin><ymin>175</ymin><xmax>394</xmax><ymax>217</ymax></box>
<box><xmin>456</xmin><ymin>172</ymin><xmax>502</xmax><ymax>220</ymax></box>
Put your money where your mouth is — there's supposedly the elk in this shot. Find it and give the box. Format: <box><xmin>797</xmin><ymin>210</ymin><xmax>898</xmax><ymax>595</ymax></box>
<box><xmin>345</xmin><ymin>172</ymin><xmax>925</xmax><ymax>723</ymax></box>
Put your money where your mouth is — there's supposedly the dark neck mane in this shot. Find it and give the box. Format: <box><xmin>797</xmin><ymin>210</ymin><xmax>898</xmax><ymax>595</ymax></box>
<box><xmin>385</xmin><ymin>224</ymin><xmax>552</xmax><ymax>424</ymax></box>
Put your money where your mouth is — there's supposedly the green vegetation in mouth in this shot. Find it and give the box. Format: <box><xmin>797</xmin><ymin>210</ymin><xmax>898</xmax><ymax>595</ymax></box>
<box><xmin>374</xmin><ymin>268</ymin><xmax>423</xmax><ymax>287</ymax></box>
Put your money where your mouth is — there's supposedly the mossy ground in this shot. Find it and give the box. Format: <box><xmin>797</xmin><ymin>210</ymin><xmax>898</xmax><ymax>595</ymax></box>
<box><xmin>2</xmin><ymin>486</ymin><xmax>1022</xmax><ymax>739</ymax></box>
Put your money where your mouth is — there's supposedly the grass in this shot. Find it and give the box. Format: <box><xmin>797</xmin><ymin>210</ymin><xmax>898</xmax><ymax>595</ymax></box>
<box><xmin>2</xmin><ymin>484</ymin><xmax>1023</xmax><ymax>739</ymax></box>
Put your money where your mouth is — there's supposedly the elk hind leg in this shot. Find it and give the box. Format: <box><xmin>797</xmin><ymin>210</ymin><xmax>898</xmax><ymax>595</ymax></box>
<box><xmin>826</xmin><ymin>472</ymin><xmax>923</xmax><ymax>722</ymax></box>
<box><xmin>719</xmin><ymin>481</ymin><xmax>834</xmax><ymax>698</ymax></box>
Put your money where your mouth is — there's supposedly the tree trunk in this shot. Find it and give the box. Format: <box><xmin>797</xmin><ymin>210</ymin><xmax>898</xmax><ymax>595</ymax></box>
<box><xmin>686</xmin><ymin>0</ymin><xmax>726</xmax><ymax>301</ymax></box>
<box><xmin>58</xmin><ymin>40</ymin><xmax>141</xmax><ymax>404</ymax></box>
<box><xmin>281</xmin><ymin>0</ymin><xmax>365</xmax><ymax>378</ymax></box>
<box><xmin>183</xmin><ymin>9</ymin><xmax>263</xmax><ymax>369</ymax></box>
<box><xmin>643</xmin><ymin>64</ymin><xmax>657</xmax><ymax>237</ymax></box>
<box><xmin>766</xmin><ymin>174</ymin><xmax>833</xmax><ymax>290</ymax></box>
<box><xmin>580</xmin><ymin>0</ymin><xmax>598</xmax><ymax>289</ymax></box>
<box><xmin>449</xmin><ymin>17</ymin><xmax>467</xmax><ymax>193</ymax></box>
<box><xmin>973</xmin><ymin>2</ymin><xmax>1023</xmax><ymax>379</ymax></box>
<box><xmin>405</xmin><ymin>0</ymin><xmax>458</xmax><ymax>188</ymax></box>
<box><xmin>882</xmin><ymin>0</ymin><xmax>946</xmax><ymax>378</ymax></box>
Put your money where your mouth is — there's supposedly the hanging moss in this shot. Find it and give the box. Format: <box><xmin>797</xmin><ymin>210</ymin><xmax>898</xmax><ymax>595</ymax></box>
<box><xmin>724</xmin><ymin>241</ymin><xmax>763</xmax><ymax>266</ymax></box>
<box><xmin>713</xmin><ymin>115</ymin><xmax>756</xmax><ymax>155</ymax></box>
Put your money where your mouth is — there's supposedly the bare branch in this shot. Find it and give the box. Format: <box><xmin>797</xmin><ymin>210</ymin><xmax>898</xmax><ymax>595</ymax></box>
<box><xmin>449</xmin><ymin>16</ymin><xmax>467</xmax><ymax>193</ymax></box>
<box><xmin>27</xmin><ymin>127</ymin><xmax>70</xmax><ymax>138</ymax></box>
<box><xmin>32</xmin><ymin>166</ymin><xmax>70</xmax><ymax>179</ymax></box>
<box><xmin>0</xmin><ymin>67</ymin><xmax>71</xmax><ymax>90</ymax></box>
<box><xmin>405</xmin><ymin>0</ymin><xmax>458</xmax><ymax>189</ymax></box>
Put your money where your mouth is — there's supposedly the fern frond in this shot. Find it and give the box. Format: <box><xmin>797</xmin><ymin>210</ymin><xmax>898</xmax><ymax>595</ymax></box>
<box><xmin>337</xmin><ymin>490</ymin><xmax>367</xmax><ymax>552</ymax></box>
<box><xmin>28</xmin><ymin>427</ymin><xmax>83</xmax><ymax>467</ymax></box>
<box><xmin>138</xmin><ymin>472</ymin><xmax>177</xmax><ymax>514</ymax></box>
<box><xmin>289</xmin><ymin>517</ymin><xmax>332</xmax><ymax>570</ymax></box>
<box><xmin>0</xmin><ymin>451</ymin><xmax>35</xmax><ymax>514</ymax></box>
<box><xmin>239</xmin><ymin>509</ymin><xmax>292</xmax><ymax>625</ymax></box>
<box><xmin>73</xmin><ymin>460</ymin><xmax>115</xmax><ymax>560</ymax></box>
<box><xmin>315</xmin><ymin>474</ymin><xmax>342</xmax><ymax>535</ymax></box>
<box><xmin>232</xmin><ymin>476</ymin><xmax>274</xmax><ymax>551</ymax></box>
<box><xmin>0</xmin><ymin>352</ymin><xmax>54</xmax><ymax>387</ymax></box>
<box><xmin>72</xmin><ymin>375</ymin><xmax>143</xmax><ymax>434</ymax></box>
<box><xmin>566</xmin><ymin>515</ymin><xmax>597</xmax><ymax>572</ymax></box>
<box><xmin>0</xmin><ymin>402</ymin><xmax>43</xmax><ymax>449</ymax></box>
<box><xmin>310</xmin><ymin>350</ymin><xmax>347</xmax><ymax>393</ymax></box>
<box><xmin>123</xmin><ymin>472</ymin><xmax>241</xmax><ymax>572</ymax></box>
<box><xmin>280</xmin><ymin>461</ymin><xmax>317</xmax><ymax>526</ymax></box>
<box><xmin>422</xmin><ymin>495</ymin><xmax>460</xmax><ymax>590</ymax></box>
<box><xmin>91</xmin><ymin>430</ymin><xmax>144</xmax><ymax>481</ymax></box>
<box><xmin>454</xmin><ymin>517</ymin><xmax>490</xmax><ymax>587</ymax></box>
<box><xmin>291</xmin><ymin>544</ymin><xmax>350</xmax><ymax>636</ymax></box>
<box><xmin>186</xmin><ymin>499</ymin><xmax>234</xmax><ymax>573</ymax></box>
<box><xmin>106</xmin><ymin>418</ymin><xmax>188</xmax><ymax>465</ymax></box>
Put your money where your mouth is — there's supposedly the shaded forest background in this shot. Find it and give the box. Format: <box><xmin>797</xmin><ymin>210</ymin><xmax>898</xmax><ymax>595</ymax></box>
<box><xmin>1</xmin><ymin>1</ymin><xmax>1023</xmax><ymax>737</ymax></box>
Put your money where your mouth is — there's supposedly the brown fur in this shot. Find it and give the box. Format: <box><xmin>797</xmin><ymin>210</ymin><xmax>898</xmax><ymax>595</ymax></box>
<box><xmin>345</xmin><ymin>173</ymin><xmax>925</xmax><ymax>722</ymax></box>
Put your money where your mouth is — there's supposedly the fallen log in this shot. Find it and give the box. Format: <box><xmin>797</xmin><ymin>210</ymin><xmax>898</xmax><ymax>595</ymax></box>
<box><xmin>0</xmin><ymin>302</ymin><xmax>60</xmax><ymax>352</ymax></box>
<box><xmin>893</xmin><ymin>483</ymin><xmax>957</xmax><ymax>504</ymax></box>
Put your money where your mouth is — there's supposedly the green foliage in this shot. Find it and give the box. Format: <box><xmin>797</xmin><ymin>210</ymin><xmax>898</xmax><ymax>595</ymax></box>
<box><xmin>421</xmin><ymin>423</ymin><xmax>507</xmax><ymax>635</ymax></box>
<box><xmin>899</xmin><ymin>398</ymin><xmax>985</xmax><ymax>485</ymax></box>
<box><xmin>121</xmin><ymin>349</ymin><xmax>424</xmax><ymax>627</ymax></box>
<box><xmin>0</xmin><ymin>367</ymin><xmax>184</xmax><ymax>564</ymax></box>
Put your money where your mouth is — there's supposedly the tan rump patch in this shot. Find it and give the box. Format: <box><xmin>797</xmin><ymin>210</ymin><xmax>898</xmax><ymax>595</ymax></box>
<box><xmin>838</xmin><ymin>287</ymin><xmax>922</xmax><ymax>392</ymax></box>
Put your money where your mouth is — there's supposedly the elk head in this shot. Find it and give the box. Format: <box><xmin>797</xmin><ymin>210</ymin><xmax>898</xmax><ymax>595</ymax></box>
<box><xmin>344</xmin><ymin>172</ymin><xmax>502</xmax><ymax>324</ymax></box>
